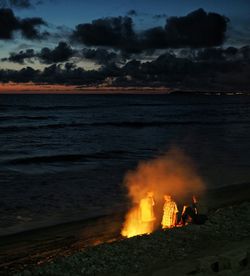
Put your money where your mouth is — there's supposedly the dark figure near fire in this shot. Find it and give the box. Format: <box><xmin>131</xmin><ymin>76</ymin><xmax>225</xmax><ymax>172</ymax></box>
<box><xmin>181</xmin><ymin>195</ymin><xmax>208</xmax><ymax>225</ymax></box>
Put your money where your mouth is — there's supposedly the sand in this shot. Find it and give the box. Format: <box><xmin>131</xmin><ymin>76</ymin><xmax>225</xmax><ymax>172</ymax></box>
<box><xmin>0</xmin><ymin>182</ymin><xmax>250</xmax><ymax>275</ymax></box>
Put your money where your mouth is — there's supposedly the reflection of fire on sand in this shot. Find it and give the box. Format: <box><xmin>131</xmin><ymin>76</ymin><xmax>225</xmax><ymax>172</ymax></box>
<box><xmin>0</xmin><ymin>212</ymin><xmax>124</xmax><ymax>275</ymax></box>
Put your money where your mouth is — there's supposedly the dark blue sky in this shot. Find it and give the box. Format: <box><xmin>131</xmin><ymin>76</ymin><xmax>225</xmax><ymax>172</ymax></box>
<box><xmin>16</xmin><ymin>0</ymin><xmax>250</xmax><ymax>28</ymax></box>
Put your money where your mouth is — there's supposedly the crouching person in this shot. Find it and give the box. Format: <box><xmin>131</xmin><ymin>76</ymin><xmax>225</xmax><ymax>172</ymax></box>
<box><xmin>181</xmin><ymin>195</ymin><xmax>208</xmax><ymax>225</ymax></box>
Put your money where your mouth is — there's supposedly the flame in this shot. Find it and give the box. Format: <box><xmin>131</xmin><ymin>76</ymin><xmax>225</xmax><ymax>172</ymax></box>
<box><xmin>121</xmin><ymin>147</ymin><xmax>205</xmax><ymax>238</ymax></box>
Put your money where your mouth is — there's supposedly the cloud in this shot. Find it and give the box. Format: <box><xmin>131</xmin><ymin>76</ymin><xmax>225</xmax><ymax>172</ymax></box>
<box><xmin>126</xmin><ymin>9</ymin><xmax>137</xmax><ymax>17</ymax></box>
<box><xmin>163</xmin><ymin>8</ymin><xmax>229</xmax><ymax>48</ymax></box>
<box><xmin>9</xmin><ymin>0</ymin><xmax>32</xmax><ymax>8</ymax></box>
<box><xmin>20</xmin><ymin>17</ymin><xmax>48</xmax><ymax>39</ymax></box>
<box><xmin>0</xmin><ymin>8</ymin><xmax>47</xmax><ymax>40</ymax></box>
<box><xmin>196</xmin><ymin>47</ymin><xmax>239</xmax><ymax>61</ymax></box>
<box><xmin>152</xmin><ymin>14</ymin><xmax>167</xmax><ymax>20</ymax></box>
<box><xmin>0</xmin><ymin>53</ymin><xmax>236</xmax><ymax>84</ymax></box>
<box><xmin>35</xmin><ymin>0</ymin><xmax>43</xmax><ymax>4</ymax></box>
<box><xmin>2</xmin><ymin>41</ymin><xmax>75</xmax><ymax>64</ymax></box>
<box><xmin>0</xmin><ymin>9</ymin><xmax>19</xmax><ymax>39</ymax></box>
<box><xmin>1</xmin><ymin>45</ymin><xmax>250</xmax><ymax>90</ymax></box>
<box><xmin>1</xmin><ymin>48</ymin><xmax>35</xmax><ymax>63</ymax></box>
<box><xmin>39</xmin><ymin>41</ymin><xmax>74</xmax><ymax>63</ymax></box>
<box><xmin>0</xmin><ymin>0</ymin><xmax>32</xmax><ymax>9</ymax></box>
<box><xmin>0</xmin><ymin>66</ymin><xmax>39</xmax><ymax>83</ymax></box>
<box><xmin>71</xmin><ymin>9</ymin><xmax>229</xmax><ymax>53</ymax></box>
<box><xmin>139</xmin><ymin>9</ymin><xmax>229</xmax><ymax>51</ymax></box>
<box><xmin>82</xmin><ymin>48</ymin><xmax>118</xmax><ymax>65</ymax></box>
<box><xmin>0</xmin><ymin>0</ymin><xmax>54</xmax><ymax>9</ymax></box>
<box><xmin>72</xmin><ymin>16</ymin><xmax>136</xmax><ymax>51</ymax></box>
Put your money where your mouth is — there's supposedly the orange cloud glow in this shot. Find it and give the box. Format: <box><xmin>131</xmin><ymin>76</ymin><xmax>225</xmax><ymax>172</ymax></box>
<box><xmin>0</xmin><ymin>82</ymin><xmax>79</xmax><ymax>94</ymax></box>
<box><xmin>0</xmin><ymin>82</ymin><xmax>171</xmax><ymax>94</ymax></box>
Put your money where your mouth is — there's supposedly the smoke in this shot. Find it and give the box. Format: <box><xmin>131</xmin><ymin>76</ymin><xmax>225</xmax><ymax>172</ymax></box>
<box><xmin>121</xmin><ymin>147</ymin><xmax>206</xmax><ymax>237</ymax></box>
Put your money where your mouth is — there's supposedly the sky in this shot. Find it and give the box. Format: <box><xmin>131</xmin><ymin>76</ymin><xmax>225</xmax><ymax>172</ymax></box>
<box><xmin>16</xmin><ymin>0</ymin><xmax>250</xmax><ymax>26</ymax></box>
<box><xmin>0</xmin><ymin>0</ymin><xmax>250</xmax><ymax>91</ymax></box>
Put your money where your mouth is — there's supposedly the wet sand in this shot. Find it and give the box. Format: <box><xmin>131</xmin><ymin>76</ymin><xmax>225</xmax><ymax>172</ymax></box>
<box><xmin>0</xmin><ymin>182</ymin><xmax>250</xmax><ymax>275</ymax></box>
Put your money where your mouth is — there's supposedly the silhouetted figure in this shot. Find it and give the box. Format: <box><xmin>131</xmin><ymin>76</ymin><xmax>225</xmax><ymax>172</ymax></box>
<box><xmin>181</xmin><ymin>195</ymin><xmax>207</xmax><ymax>225</ymax></box>
<box><xmin>161</xmin><ymin>195</ymin><xmax>178</xmax><ymax>229</ymax></box>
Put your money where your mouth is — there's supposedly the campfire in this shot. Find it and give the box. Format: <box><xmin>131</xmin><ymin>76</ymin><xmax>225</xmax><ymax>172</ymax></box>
<box><xmin>121</xmin><ymin>148</ymin><xmax>205</xmax><ymax>238</ymax></box>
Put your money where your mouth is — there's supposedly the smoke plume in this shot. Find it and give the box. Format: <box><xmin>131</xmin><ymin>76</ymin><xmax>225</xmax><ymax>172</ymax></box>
<box><xmin>121</xmin><ymin>147</ymin><xmax>206</xmax><ymax>237</ymax></box>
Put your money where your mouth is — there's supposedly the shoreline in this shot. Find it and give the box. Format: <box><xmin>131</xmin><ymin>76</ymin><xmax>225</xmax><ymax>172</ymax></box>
<box><xmin>0</xmin><ymin>181</ymin><xmax>250</xmax><ymax>274</ymax></box>
<box><xmin>1</xmin><ymin>181</ymin><xmax>249</xmax><ymax>238</ymax></box>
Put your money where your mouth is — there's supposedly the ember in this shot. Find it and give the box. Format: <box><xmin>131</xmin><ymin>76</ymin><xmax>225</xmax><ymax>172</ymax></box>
<box><xmin>121</xmin><ymin>148</ymin><xmax>205</xmax><ymax>238</ymax></box>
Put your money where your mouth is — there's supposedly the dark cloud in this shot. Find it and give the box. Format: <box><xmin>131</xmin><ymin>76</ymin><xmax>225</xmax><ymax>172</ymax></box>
<box><xmin>140</xmin><ymin>26</ymin><xmax>167</xmax><ymax>49</ymax></box>
<box><xmin>196</xmin><ymin>48</ymin><xmax>226</xmax><ymax>61</ymax></box>
<box><xmin>72</xmin><ymin>9</ymin><xmax>228</xmax><ymax>53</ymax></box>
<box><xmin>240</xmin><ymin>45</ymin><xmax>250</xmax><ymax>60</ymax></box>
<box><xmin>82</xmin><ymin>48</ymin><xmax>118</xmax><ymax>65</ymax></box>
<box><xmin>127</xmin><ymin>10</ymin><xmax>137</xmax><ymax>17</ymax></box>
<box><xmin>72</xmin><ymin>16</ymin><xmax>135</xmax><ymax>52</ymax></box>
<box><xmin>0</xmin><ymin>63</ymin><xmax>105</xmax><ymax>85</ymax></box>
<box><xmin>20</xmin><ymin>17</ymin><xmax>48</xmax><ymax>39</ymax></box>
<box><xmin>0</xmin><ymin>8</ymin><xmax>47</xmax><ymax>40</ymax></box>
<box><xmin>0</xmin><ymin>8</ymin><xmax>19</xmax><ymax>39</ymax></box>
<box><xmin>0</xmin><ymin>66</ymin><xmax>39</xmax><ymax>83</ymax></box>
<box><xmin>139</xmin><ymin>9</ymin><xmax>229</xmax><ymax>51</ymax></box>
<box><xmin>2</xmin><ymin>41</ymin><xmax>74</xmax><ymax>64</ymax></box>
<box><xmin>153</xmin><ymin>14</ymin><xmax>167</xmax><ymax>19</ymax></box>
<box><xmin>1</xmin><ymin>48</ymin><xmax>35</xmax><ymax>63</ymax></box>
<box><xmin>39</xmin><ymin>41</ymin><xmax>74</xmax><ymax>63</ymax></box>
<box><xmin>0</xmin><ymin>0</ymin><xmax>52</xmax><ymax>8</ymax></box>
<box><xmin>163</xmin><ymin>8</ymin><xmax>229</xmax><ymax>48</ymax></box>
<box><xmin>1</xmin><ymin>45</ymin><xmax>249</xmax><ymax>90</ymax></box>
<box><xmin>9</xmin><ymin>0</ymin><xmax>32</xmax><ymax>8</ymax></box>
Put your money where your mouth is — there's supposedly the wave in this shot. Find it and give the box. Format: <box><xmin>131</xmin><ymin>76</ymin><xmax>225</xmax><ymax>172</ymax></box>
<box><xmin>0</xmin><ymin>123</ymin><xmax>83</xmax><ymax>132</ymax></box>
<box><xmin>0</xmin><ymin>102</ymin><xmax>230</xmax><ymax>111</ymax></box>
<box><xmin>0</xmin><ymin>115</ymin><xmax>56</xmax><ymax>121</ymax></box>
<box><xmin>1</xmin><ymin>104</ymin><xmax>127</xmax><ymax>111</ymax></box>
<box><xmin>7</xmin><ymin>150</ymin><xmax>128</xmax><ymax>165</ymax></box>
<box><xmin>0</xmin><ymin>120</ymin><xmax>250</xmax><ymax>133</ymax></box>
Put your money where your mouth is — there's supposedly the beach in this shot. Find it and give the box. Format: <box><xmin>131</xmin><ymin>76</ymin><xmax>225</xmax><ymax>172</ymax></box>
<box><xmin>1</xmin><ymin>182</ymin><xmax>250</xmax><ymax>275</ymax></box>
<box><xmin>1</xmin><ymin>1</ymin><xmax>250</xmax><ymax>274</ymax></box>
<box><xmin>1</xmin><ymin>94</ymin><xmax>250</xmax><ymax>275</ymax></box>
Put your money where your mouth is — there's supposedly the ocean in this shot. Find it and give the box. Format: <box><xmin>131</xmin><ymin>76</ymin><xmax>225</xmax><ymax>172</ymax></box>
<box><xmin>0</xmin><ymin>94</ymin><xmax>250</xmax><ymax>231</ymax></box>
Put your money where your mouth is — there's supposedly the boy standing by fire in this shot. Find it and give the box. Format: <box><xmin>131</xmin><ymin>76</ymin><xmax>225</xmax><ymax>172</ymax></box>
<box><xmin>161</xmin><ymin>195</ymin><xmax>178</xmax><ymax>229</ymax></box>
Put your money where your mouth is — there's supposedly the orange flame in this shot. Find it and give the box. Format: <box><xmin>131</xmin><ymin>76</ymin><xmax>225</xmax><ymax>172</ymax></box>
<box><xmin>121</xmin><ymin>147</ymin><xmax>205</xmax><ymax>238</ymax></box>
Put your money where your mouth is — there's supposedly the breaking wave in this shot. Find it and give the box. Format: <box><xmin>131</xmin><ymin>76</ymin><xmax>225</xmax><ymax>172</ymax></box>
<box><xmin>7</xmin><ymin>150</ymin><xmax>128</xmax><ymax>165</ymax></box>
<box><xmin>0</xmin><ymin>120</ymin><xmax>250</xmax><ymax>133</ymax></box>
